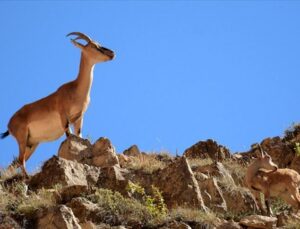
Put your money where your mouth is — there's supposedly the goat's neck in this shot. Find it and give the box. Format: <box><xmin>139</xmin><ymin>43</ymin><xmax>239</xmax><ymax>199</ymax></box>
<box><xmin>75</xmin><ymin>53</ymin><xmax>95</xmax><ymax>98</ymax></box>
<box><xmin>246</xmin><ymin>162</ymin><xmax>260</xmax><ymax>185</ymax></box>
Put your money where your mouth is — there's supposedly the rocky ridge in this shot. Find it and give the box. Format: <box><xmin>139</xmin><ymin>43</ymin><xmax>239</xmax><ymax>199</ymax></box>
<box><xmin>1</xmin><ymin>124</ymin><xmax>300</xmax><ymax>229</ymax></box>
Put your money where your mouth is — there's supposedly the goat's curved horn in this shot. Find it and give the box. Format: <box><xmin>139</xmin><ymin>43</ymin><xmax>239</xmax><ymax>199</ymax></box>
<box><xmin>258</xmin><ymin>144</ymin><xmax>266</xmax><ymax>156</ymax></box>
<box><xmin>67</xmin><ymin>32</ymin><xmax>92</xmax><ymax>43</ymax></box>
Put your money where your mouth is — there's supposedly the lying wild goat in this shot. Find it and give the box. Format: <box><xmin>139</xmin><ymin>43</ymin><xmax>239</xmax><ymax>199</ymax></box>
<box><xmin>0</xmin><ymin>32</ymin><xmax>115</xmax><ymax>177</ymax></box>
<box><xmin>245</xmin><ymin>145</ymin><xmax>300</xmax><ymax>215</ymax></box>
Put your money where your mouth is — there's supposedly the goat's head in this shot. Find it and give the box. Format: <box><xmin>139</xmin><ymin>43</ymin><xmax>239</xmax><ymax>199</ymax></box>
<box><xmin>67</xmin><ymin>32</ymin><xmax>115</xmax><ymax>63</ymax></box>
<box><xmin>255</xmin><ymin>144</ymin><xmax>278</xmax><ymax>173</ymax></box>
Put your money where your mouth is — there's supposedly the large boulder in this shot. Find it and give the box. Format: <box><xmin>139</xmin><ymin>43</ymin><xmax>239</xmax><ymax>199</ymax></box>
<box><xmin>239</xmin><ymin>215</ymin><xmax>277</xmax><ymax>229</ymax></box>
<box><xmin>36</xmin><ymin>205</ymin><xmax>81</xmax><ymax>229</ymax></box>
<box><xmin>184</xmin><ymin>139</ymin><xmax>230</xmax><ymax>161</ymax></box>
<box><xmin>58</xmin><ymin>135</ymin><xmax>93</xmax><ymax>164</ymax></box>
<box><xmin>92</xmin><ymin>137</ymin><xmax>119</xmax><ymax>167</ymax></box>
<box><xmin>123</xmin><ymin>145</ymin><xmax>141</xmax><ymax>157</ymax></box>
<box><xmin>29</xmin><ymin>156</ymin><xmax>101</xmax><ymax>190</ymax></box>
<box><xmin>154</xmin><ymin>157</ymin><xmax>207</xmax><ymax>211</ymax></box>
<box><xmin>97</xmin><ymin>166</ymin><xmax>129</xmax><ymax>196</ymax></box>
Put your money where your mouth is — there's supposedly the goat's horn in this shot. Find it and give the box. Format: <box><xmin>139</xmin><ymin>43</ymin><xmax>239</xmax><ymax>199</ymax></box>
<box><xmin>258</xmin><ymin>144</ymin><xmax>266</xmax><ymax>156</ymax></box>
<box><xmin>67</xmin><ymin>32</ymin><xmax>92</xmax><ymax>43</ymax></box>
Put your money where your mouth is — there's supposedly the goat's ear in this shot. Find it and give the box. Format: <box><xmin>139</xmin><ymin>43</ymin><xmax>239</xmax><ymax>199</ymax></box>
<box><xmin>70</xmin><ymin>39</ymin><xmax>85</xmax><ymax>50</ymax></box>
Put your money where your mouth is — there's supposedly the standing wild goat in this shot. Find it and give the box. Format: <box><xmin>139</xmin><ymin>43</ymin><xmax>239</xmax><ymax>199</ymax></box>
<box><xmin>0</xmin><ymin>32</ymin><xmax>115</xmax><ymax>177</ymax></box>
<box><xmin>245</xmin><ymin>145</ymin><xmax>300</xmax><ymax>215</ymax></box>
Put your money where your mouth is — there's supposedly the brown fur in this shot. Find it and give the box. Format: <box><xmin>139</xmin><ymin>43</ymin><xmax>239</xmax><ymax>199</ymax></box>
<box><xmin>4</xmin><ymin>32</ymin><xmax>114</xmax><ymax>177</ymax></box>
<box><xmin>245</xmin><ymin>150</ymin><xmax>300</xmax><ymax>215</ymax></box>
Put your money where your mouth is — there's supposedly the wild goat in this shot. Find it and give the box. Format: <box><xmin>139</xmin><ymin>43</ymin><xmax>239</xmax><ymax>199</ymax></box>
<box><xmin>245</xmin><ymin>145</ymin><xmax>300</xmax><ymax>215</ymax></box>
<box><xmin>0</xmin><ymin>32</ymin><xmax>115</xmax><ymax>177</ymax></box>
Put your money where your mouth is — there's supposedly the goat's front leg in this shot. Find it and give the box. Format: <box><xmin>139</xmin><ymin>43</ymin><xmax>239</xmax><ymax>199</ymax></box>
<box><xmin>73</xmin><ymin>117</ymin><xmax>83</xmax><ymax>137</ymax></box>
<box><xmin>251</xmin><ymin>190</ymin><xmax>266</xmax><ymax>215</ymax></box>
<box><xmin>264</xmin><ymin>190</ymin><xmax>273</xmax><ymax>216</ymax></box>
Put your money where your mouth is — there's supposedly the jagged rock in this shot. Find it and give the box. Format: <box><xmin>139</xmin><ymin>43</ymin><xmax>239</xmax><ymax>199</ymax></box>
<box><xmin>59</xmin><ymin>185</ymin><xmax>90</xmax><ymax>203</ymax></box>
<box><xmin>29</xmin><ymin>156</ymin><xmax>100</xmax><ymax>190</ymax></box>
<box><xmin>154</xmin><ymin>157</ymin><xmax>207</xmax><ymax>210</ymax></box>
<box><xmin>184</xmin><ymin>139</ymin><xmax>230</xmax><ymax>161</ymax></box>
<box><xmin>0</xmin><ymin>213</ymin><xmax>21</xmax><ymax>229</ymax></box>
<box><xmin>36</xmin><ymin>205</ymin><xmax>81</xmax><ymax>229</ymax></box>
<box><xmin>67</xmin><ymin>197</ymin><xmax>101</xmax><ymax>224</ymax></box>
<box><xmin>239</xmin><ymin>215</ymin><xmax>277</xmax><ymax>229</ymax></box>
<box><xmin>118</xmin><ymin>154</ymin><xmax>131</xmax><ymax>168</ymax></box>
<box><xmin>123</xmin><ymin>145</ymin><xmax>141</xmax><ymax>157</ymax></box>
<box><xmin>197</xmin><ymin>176</ymin><xmax>227</xmax><ymax>212</ymax></box>
<box><xmin>97</xmin><ymin>166</ymin><xmax>129</xmax><ymax>196</ymax></box>
<box><xmin>92</xmin><ymin>137</ymin><xmax>119</xmax><ymax>167</ymax></box>
<box><xmin>58</xmin><ymin>135</ymin><xmax>93</xmax><ymax>164</ymax></box>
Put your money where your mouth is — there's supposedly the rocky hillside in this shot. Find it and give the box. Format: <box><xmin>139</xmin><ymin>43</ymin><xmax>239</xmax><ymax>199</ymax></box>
<box><xmin>1</xmin><ymin>124</ymin><xmax>300</xmax><ymax>229</ymax></box>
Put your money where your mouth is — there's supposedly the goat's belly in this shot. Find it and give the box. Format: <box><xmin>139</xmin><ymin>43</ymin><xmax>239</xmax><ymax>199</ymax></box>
<box><xmin>28</xmin><ymin>113</ymin><xmax>65</xmax><ymax>143</ymax></box>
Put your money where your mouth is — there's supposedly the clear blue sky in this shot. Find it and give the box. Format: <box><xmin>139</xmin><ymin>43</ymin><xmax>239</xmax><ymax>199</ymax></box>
<box><xmin>0</xmin><ymin>1</ymin><xmax>299</xmax><ymax>172</ymax></box>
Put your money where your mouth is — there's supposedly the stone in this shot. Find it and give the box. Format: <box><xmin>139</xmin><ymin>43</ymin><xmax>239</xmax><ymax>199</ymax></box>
<box><xmin>0</xmin><ymin>213</ymin><xmax>21</xmax><ymax>229</ymax></box>
<box><xmin>154</xmin><ymin>157</ymin><xmax>207</xmax><ymax>210</ymax></box>
<box><xmin>59</xmin><ymin>185</ymin><xmax>90</xmax><ymax>204</ymax></box>
<box><xmin>67</xmin><ymin>197</ymin><xmax>101</xmax><ymax>224</ymax></box>
<box><xmin>36</xmin><ymin>205</ymin><xmax>81</xmax><ymax>229</ymax></box>
<box><xmin>29</xmin><ymin>156</ymin><xmax>100</xmax><ymax>190</ymax></box>
<box><xmin>97</xmin><ymin>166</ymin><xmax>129</xmax><ymax>196</ymax></box>
<box><xmin>160</xmin><ymin>221</ymin><xmax>191</xmax><ymax>229</ymax></box>
<box><xmin>184</xmin><ymin>139</ymin><xmax>231</xmax><ymax>161</ymax></box>
<box><xmin>58</xmin><ymin>134</ymin><xmax>93</xmax><ymax>163</ymax></box>
<box><xmin>239</xmin><ymin>215</ymin><xmax>277</xmax><ymax>229</ymax></box>
<box><xmin>92</xmin><ymin>137</ymin><xmax>119</xmax><ymax>167</ymax></box>
<box><xmin>123</xmin><ymin>145</ymin><xmax>141</xmax><ymax>157</ymax></box>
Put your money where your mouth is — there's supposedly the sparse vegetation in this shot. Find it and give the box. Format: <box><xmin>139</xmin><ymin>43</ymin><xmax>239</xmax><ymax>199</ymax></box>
<box><xmin>126</xmin><ymin>181</ymin><xmax>168</xmax><ymax>217</ymax></box>
<box><xmin>294</xmin><ymin>142</ymin><xmax>300</xmax><ymax>156</ymax></box>
<box><xmin>222</xmin><ymin>159</ymin><xmax>247</xmax><ymax>185</ymax></box>
<box><xmin>187</xmin><ymin>158</ymin><xmax>214</xmax><ymax>169</ymax></box>
<box><xmin>87</xmin><ymin>188</ymin><xmax>167</xmax><ymax>226</ymax></box>
<box><xmin>125</xmin><ymin>153</ymin><xmax>168</xmax><ymax>174</ymax></box>
<box><xmin>170</xmin><ymin>207</ymin><xmax>218</xmax><ymax>225</ymax></box>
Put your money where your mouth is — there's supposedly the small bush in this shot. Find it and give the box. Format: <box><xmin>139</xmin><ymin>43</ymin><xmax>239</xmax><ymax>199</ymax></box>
<box><xmin>87</xmin><ymin>188</ymin><xmax>166</xmax><ymax>226</ymax></box>
<box><xmin>126</xmin><ymin>182</ymin><xmax>168</xmax><ymax>217</ymax></box>
<box><xmin>170</xmin><ymin>207</ymin><xmax>218</xmax><ymax>225</ymax></box>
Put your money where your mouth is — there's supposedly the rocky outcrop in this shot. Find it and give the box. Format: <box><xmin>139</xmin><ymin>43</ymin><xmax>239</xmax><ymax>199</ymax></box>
<box><xmin>29</xmin><ymin>156</ymin><xmax>101</xmax><ymax>190</ymax></box>
<box><xmin>123</xmin><ymin>145</ymin><xmax>141</xmax><ymax>157</ymax></box>
<box><xmin>154</xmin><ymin>157</ymin><xmax>207</xmax><ymax>210</ymax></box>
<box><xmin>239</xmin><ymin>215</ymin><xmax>277</xmax><ymax>229</ymax></box>
<box><xmin>58</xmin><ymin>135</ymin><xmax>119</xmax><ymax>168</ymax></box>
<box><xmin>184</xmin><ymin>139</ymin><xmax>230</xmax><ymax>161</ymax></box>
<box><xmin>92</xmin><ymin>137</ymin><xmax>119</xmax><ymax>168</ymax></box>
<box><xmin>36</xmin><ymin>205</ymin><xmax>81</xmax><ymax>229</ymax></box>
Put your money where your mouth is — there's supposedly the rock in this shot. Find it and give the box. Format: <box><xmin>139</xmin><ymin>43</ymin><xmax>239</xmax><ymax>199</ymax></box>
<box><xmin>36</xmin><ymin>205</ymin><xmax>81</xmax><ymax>229</ymax></box>
<box><xmin>58</xmin><ymin>134</ymin><xmax>93</xmax><ymax>163</ymax></box>
<box><xmin>59</xmin><ymin>185</ymin><xmax>90</xmax><ymax>204</ymax></box>
<box><xmin>80</xmin><ymin>221</ymin><xmax>96</xmax><ymax>229</ymax></box>
<box><xmin>92</xmin><ymin>137</ymin><xmax>119</xmax><ymax>167</ymax></box>
<box><xmin>97</xmin><ymin>166</ymin><xmax>129</xmax><ymax>196</ymax></box>
<box><xmin>239</xmin><ymin>215</ymin><xmax>277</xmax><ymax>229</ymax></box>
<box><xmin>216</xmin><ymin>220</ymin><xmax>242</xmax><ymax>229</ymax></box>
<box><xmin>0</xmin><ymin>213</ymin><xmax>21</xmax><ymax>229</ymax></box>
<box><xmin>123</xmin><ymin>145</ymin><xmax>141</xmax><ymax>157</ymax></box>
<box><xmin>118</xmin><ymin>154</ymin><xmax>131</xmax><ymax>168</ymax></box>
<box><xmin>160</xmin><ymin>221</ymin><xmax>191</xmax><ymax>229</ymax></box>
<box><xmin>184</xmin><ymin>139</ymin><xmax>230</xmax><ymax>161</ymax></box>
<box><xmin>290</xmin><ymin>155</ymin><xmax>300</xmax><ymax>174</ymax></box>
<box><xmin>29</xmin><ymin>156</ymin><xmax>100</xmax><ymax>190</ymax></box>
<box><xmin>154</xmin><ymin>157</ymin><xmax>207</xmax><ymax>210</ymax></box>
<box><xmin>67</xmin><ymin>197</ymin><xmax>101</xmax><ymax>224</ymax></box>
<box><xmin>197</xmin><ymin>176</ymin><xmax>227</xmax><ymax>212</ymax></box>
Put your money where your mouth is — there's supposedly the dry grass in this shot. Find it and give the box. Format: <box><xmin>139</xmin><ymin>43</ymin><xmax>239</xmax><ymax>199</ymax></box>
<box><xmin>187</xmin><ymin>158</ymin><xmax>214</xmax><ymax>169</ymax></box>
<box><xmin>125</xmin><ymin>153</ymin><xmax>168</xmax><ymax>174</ymax></box>
<box><xmin>170</xmin><ymin>207</ymin><xmax>219</xmax><ymax>225</ymax></box>
<box><xmin>222</xmin><ymin>159</ymin><xmax>247</xmax><ymax>186</ymax></box>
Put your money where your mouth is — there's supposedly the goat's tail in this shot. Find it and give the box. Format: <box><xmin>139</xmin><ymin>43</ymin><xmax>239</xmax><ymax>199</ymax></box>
<box><xmin>0</xmin><ymin>130</ymin><xmax>9</xmax><ymax>139</ymax></box>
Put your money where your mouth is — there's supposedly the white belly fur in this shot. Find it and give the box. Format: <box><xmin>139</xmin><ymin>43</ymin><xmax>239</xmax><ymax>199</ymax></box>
<box><xmin>28</xmin><ymin>112</ymin><xmax>65</xmax><ymax>144</ymax></box>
